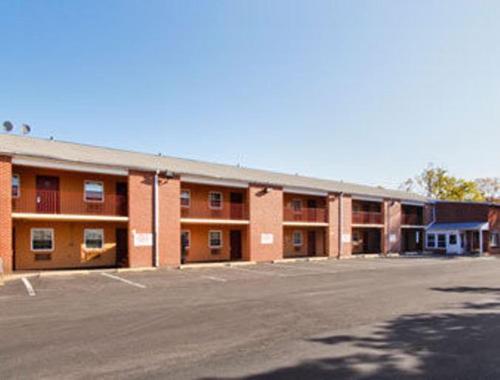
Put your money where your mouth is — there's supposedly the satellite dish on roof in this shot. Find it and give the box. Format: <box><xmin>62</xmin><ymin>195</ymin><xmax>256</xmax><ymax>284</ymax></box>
<box><xmin>2</xmin><ymin>121</ymin><xmax>13</xmax><ymax>132</ymax></box>
<box><xmin>21</xmin><ymin>124</ymin><xmax>31</xmax><ymax>135</ymax></box>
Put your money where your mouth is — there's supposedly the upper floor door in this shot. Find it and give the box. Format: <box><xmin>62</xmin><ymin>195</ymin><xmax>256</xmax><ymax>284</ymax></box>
<box><xmin>36</xmin><ymin>176</ymin><xmax>60</xmax><ymax>213</ymax></box>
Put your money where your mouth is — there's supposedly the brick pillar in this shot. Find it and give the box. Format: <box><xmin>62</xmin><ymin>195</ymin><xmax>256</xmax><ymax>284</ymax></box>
<box><xmin>158</xmin><ymin>175</ymin><xmax>181</xmax><ymax>267</ymax></box>
<box><xmin>248</xmin><ymin>185</ymin><xmax>283</xmax><ymax>262</ymax></box>
<box><xmin>423</xmin><ymin>204</ymin><xmax>434</xmax><ymax>225</ymax></box>
<box><xmin>327</xmin><ymin>194</ymin><xmax>339</xmax><ymax>257</ymax></box>
<box><xmin>0</xmin><ymin>156</ymin><xmax>13</xmax><ymax>273</ymax></box>
<box><xmin>384</xmin><ymin>200</ymin><xmax>402</xmax><ymax>254</ymax></box>
<box><xmin>128</xmin><ymin>170</ymin><xmax>154</xmax><ymax>268</ymax></box>
<box><xmin>339</xmin><ymin>195</ymin><xmax>352</xmax><ymax>258</ymax></box>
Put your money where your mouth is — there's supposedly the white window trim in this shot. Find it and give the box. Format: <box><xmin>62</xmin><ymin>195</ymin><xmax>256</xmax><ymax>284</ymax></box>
<box><xmin>31</xmin><ymin>228</ymin><xmax>55</xmax><ymax>252</ymax></box>
<box><xmin>181</xmin><ymin>229</ymin><xmax>191</xmax><ymax>249</ymax></box>
<box><xmin>84</xmin><ymin>228</ymin><xmax>104</xmax><ymax>250</ymax></box>
<box><xmin>490</xmin><ymin>232</ymin><xmax>499</xmax><ymax>248</ymax></box>
<box><xmin>437</xmin><ymin>234</ymin><xmax>447</xmax><ymax>248</ymax></box>
<box><xmin>291</xmin><ymin>199</ymin><xmax>303</xmax><ymax>213</ymax></box>
<box><xmin>208</xmin><ymin>230</ymin><xmax>223</xmax><ymax>249</ymax></box>
<box><xmin>209</xmin><ymin>191</ymin><xmax>223</xmax><ymax>210</ymax></box>
<box><xmin>84</xmin><ymin>180</ymin><xmax>105</xmax><ymax>203</ymax></box>
<box><xmin>12</xmin><ymin>174</ymin><xmax>20</xmax><ymax>199</ymax></box>
<box><xmin>180</xmin><ymin>189</ymin><xmax>191</xmax><ymax>208</ymax></box>
<box><xmin>293</xmin><ymin>231</ymin><xmax>303</xmax><ymax>247</ymax></box>
<box><xmin>426</xmin><ymin>233</ymin><xmax>436</xmax><ymax>248</ymax></box>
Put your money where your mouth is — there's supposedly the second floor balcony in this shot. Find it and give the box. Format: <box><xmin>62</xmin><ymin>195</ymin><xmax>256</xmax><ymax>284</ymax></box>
<box><xmin>284</xmin><ymin>206</ymin><xmax>328</xmax><ymax>223</ymax></box>
<box><xmin>352</xmin><ymin>210</ymin><xmax>383</xmax><ymax>224</ymax></box>
<box><xmin>12</xmin><ymin>189</ymin><xmax>128</xmax><ymax>217</ymax></box>
<box><xmin>181</xmin><ymin>201</ymin><xmax>248</xmax><ymax>220</ymax></box>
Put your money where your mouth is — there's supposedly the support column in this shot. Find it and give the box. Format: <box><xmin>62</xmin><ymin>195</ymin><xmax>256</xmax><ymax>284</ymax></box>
<box><xmin>0</xmin><ymin>156</ymin><xmax>13</xmax><ymax>274</ymax></box>
<box><xmin>327</xmin><ymin>194</ymin><xmax>340</xmax><ymax>257</ymax></box>
<box><xmin>248</xmin><ymin>185</ymin><xmax>283</xmax><ymax>262</ymax></box>
<box><xmin>128</xmin><ymin>170</ymin><xmax>154</xmax><ymax>268</ymax></box>
<box><xmin>339</xmin><ymin>194</ymin><xmax>352</xmax><ymax>258</ymax></box>
<box><xmin>158</xmin><ymin>175</ymin><xmax>181</xmax><ymax>267</ymax></box>
<box><xmin>384</xmin><ymin>200</ymin><xmax>402</xmax><ymax>254</ymax></box>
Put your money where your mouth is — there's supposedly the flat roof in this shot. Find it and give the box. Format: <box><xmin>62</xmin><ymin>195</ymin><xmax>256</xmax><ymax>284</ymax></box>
<box><xmin>427</xmin><ymin>222</ymin><xmax>489</xmax><ymax>231</ymax></box>
<box><xmin>0</xmin><ymin>134</ymin><xmax>428</xmax><ymax>202</ymax></box>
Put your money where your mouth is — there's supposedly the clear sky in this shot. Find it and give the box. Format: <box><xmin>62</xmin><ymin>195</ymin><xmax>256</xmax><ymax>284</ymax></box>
<box><xmin>1</xmin><ymin>1</ymin><xmax>499</xmax><ymax>189</ymax></box>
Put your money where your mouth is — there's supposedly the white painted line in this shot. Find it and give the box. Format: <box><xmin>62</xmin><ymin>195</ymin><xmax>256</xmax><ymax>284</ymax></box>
<box><xmin>21</xmin><ymin>277</ymin><xmax>36</xmax><ymax>296</ymax></box>
<box><xmin>270</xmin><ymin>263</ymin><xmax>338</xmax><ymax>274</ymax></box>
<box><xmin>231</xmin><ymin>266</ymin><xmax>287</xmax><ymax>277</ymax></box>
<box><xmin>101</xmin><ymin>273</ymin><xmax>146</xmax><ymax>289</ymax></box>
<box><xmin>202</xmin><ymin>275</ymin><xmax>227</xmax><ymax>283</ymax></box>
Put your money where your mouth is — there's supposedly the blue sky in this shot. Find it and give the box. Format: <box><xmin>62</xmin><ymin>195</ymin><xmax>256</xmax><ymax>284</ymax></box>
<box><xmin>1</xmin><ymin>1</ymin><xmax>499</xmax><ymax>189</ymax></box>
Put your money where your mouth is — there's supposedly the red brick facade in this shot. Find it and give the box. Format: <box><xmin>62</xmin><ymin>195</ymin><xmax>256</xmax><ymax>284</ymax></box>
<box><xmin>0</xmin><ymin>156</ymin><xmax>13</xmax><ymax>273</ymax></box>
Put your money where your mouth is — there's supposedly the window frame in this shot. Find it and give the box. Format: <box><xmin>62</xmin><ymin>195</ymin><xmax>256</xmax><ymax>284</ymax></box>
<box><xmin>84</xmin><ymin>229</ymin><xmax>104</xmax><ymax>250</ymax></box>
<box><xmin>449</xmin><ymin>234</ymin><xmax>458</xmax><ymax>245</ymax></box>
<box><xmin>208</xmin><ymin>191</ymin><xmax>223</xmax><ymax>210</ymax></box>
<box><xmin>180</xmin><ymin>189</ymin><xmax>191</xmax><ymax>208</ymax></box>
<box><xmin>84</xmin><ymin>180</ymin><xmax>105</xmax><ymax>203</ymax></box>
<box><xmin>292</xmin><ymin>231</ymin><xmax>303</xmax><ymax>247</ymax></box>
<box><xmin>31</xmin><ymin>228</ymin><xmax>55</xmax><ymax>252</ymax></box>
<box><xmin>490</xmin><ymin>232</ymin><xmax>499</xmax><ymax>248</ymax></box>
<box><xmin>12</xmin><ymin>174</ymin><xmax>20</xmax><ymax>198</ymax></box>
<box><xmin>437</xmin><ymin>234</ymin><xmax>446</xmax><ymax>248</ymax></box>
<box><xmin>291</xmin><ymin>199</ymin><xmax>303</xmax><ymax>213</ymax></box>
<box><xmin>208</xmin><ymin>230</ymin><xmax>223</xmax><ymax>249</ymax></box>
<box><xmin>181</xmin><ymin>230</ymin><xmax>191</xmax><ymax>249</ymax></box>
<box><xmin>426</xmin><ymin>233</ymin><xmax>436</xmax><ymax>248</ymax></box>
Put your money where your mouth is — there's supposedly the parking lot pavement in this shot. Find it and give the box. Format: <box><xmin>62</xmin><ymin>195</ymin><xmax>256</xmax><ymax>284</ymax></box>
<box><xmin>1</xmin><ymin>256</ymin><xmax>500</xmax><ymax>379</ymax></box>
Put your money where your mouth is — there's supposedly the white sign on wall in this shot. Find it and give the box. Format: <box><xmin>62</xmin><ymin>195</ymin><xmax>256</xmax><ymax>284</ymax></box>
<box><xmin>261</xmin><ymin>233</ymin><xmax>274</xmax><ymax>245</ymax></box>
<box><xmin>389</xmin><ymin>234</ymin><xmax>397</xmax><ymax>243</ymax></box>
<box><xmin>341</xmin><ymin>233</ymin><xmax>351</xmax><ymax>243</ymax></box>
<box><xmin>134</xmin><ymin>232</ymin><xmax>153</xmax><ymax>247</ymax></box>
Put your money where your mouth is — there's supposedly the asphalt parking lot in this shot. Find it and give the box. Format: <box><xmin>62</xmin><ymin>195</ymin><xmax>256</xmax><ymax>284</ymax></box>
<box><xmin>2</xmin><ymin>256</ymin><xmax>500</xmax><ymax>379</ymax></box>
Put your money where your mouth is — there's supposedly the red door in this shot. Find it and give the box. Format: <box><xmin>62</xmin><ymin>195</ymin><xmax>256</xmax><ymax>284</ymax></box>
<box><xmin>36</xmin><ymin>176</ymin><xmax>60</xmax><ymax>213</ymax></box>
<box><xmin>307</xmin><ymin>231</ymin><xmax>316</xmax><ymax>256</ymax></box>
<box><xmin>230</xmin><ymin>230</ymin><xmax>242</xmax><ymax>260</ymax></box>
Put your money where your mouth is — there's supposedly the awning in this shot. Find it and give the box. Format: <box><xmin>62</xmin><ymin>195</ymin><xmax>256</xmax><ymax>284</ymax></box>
<box><xmin>426</xmin><ymin>222</ymin><xmax>489</xmax><ymax>232</ymax></box>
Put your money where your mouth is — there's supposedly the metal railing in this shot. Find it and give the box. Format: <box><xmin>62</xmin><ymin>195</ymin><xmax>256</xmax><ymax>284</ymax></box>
<box><xmin>283</xmin><ymin>207</ymin><xmax>328</xmax><ymax>223</ymax></box>
<box><xmin>401</xmin><ymin>213</ymin><xmax>424</xmax><ymax>225</ymax></box>
<box><xmin>352</xmin><ymin>210</ymin><xmax>383</xmax><ymax>224</ymax></box>
<box><xmin>181</xmin><ymin>202</ymin><xmax>248</xmax><ymax>220</ymax></box>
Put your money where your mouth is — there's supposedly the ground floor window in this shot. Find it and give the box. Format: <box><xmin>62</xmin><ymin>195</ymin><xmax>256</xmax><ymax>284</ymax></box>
<box><xmin>293</xmin><ymin>231</ymin><xmax>303</xmax><ymax>247</ymax></box>
<box><xmin>31</xmin><ymin>229</ymin><xmax>54</xmax><ymax>252</ymax></box>
<box><xmin>426</xmin><ymin>233</ymin><xmax>436</xmax><ymax>248</ymax></box>
<box><xmin>491</xmin><ymin>232</ymin><xmax>499</xmax><ymax>247</ymax></box>
<box><xmin>209</xmin><ymin>230</ymin><xmax>222</xmax><ymax>248</ymax></box>
<box><xmin>84</xmin><ymin>229</ymin><xmax>104</xmax><ymax>249</ymax></box>
<box><xmin>181</xmin><ymin>230</ymin><xmax>191</xmax><ymax>249</ymax></box>
<box><xmin>437</xmin><ymin>234</ymin><xmax>446</xmax><ymax>248</ymax></box>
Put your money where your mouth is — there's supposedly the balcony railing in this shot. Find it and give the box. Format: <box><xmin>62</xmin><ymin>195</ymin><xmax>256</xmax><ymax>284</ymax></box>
<box><xmin>352</xmin><ymin>211</ymin><xmax>383</xmax><ymax>224</ymax></box>
<box><xmin>284</xmin><ymin>207</ymin><xmax>328</xmax><ymax>223</ymax></box>
<box><xmin>12</xmin><ymin>190</ymin><xmax>128</xmax><ymax>217</ymax></box>
<box><xmin>181</xmin><ymin>202</ymin><xmax>248</xmax><ymax>220</ymax></box>
<box><xmin>402</xmin><ymin>214</ymin><xmax>424</xmax><ymax>225</ymax></box>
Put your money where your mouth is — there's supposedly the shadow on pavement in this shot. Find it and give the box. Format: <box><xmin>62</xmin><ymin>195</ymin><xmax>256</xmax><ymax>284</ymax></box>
<box><xmin>205</xmin><ymin>286</ymin><xmax>500</xmax><ymax>379</ymax></box>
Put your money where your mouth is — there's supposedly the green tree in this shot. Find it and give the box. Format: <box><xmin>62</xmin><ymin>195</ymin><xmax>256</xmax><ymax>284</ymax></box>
<box><xmin>400</xmin><ymin>164</ymin><xmax>485</xmax><ymax>201</ymax></box>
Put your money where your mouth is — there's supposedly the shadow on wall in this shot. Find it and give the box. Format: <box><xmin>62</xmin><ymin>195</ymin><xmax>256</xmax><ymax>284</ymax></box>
<box><xmin>204</xmin><ymin>287</ymin><xmax>500</xmax><ymax>380</ymax></box>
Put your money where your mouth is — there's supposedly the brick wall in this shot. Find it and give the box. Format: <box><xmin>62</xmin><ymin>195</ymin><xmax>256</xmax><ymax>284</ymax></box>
<box><xmin>384</xmin><ymin>200</ymin><xmax>402</xmax><ymax>253</ymax></box>
<box><xmin>435</xmin><ymin>202</ymin><xmax>489</xmax><ymax>223</ymax></box>
<box><xmin>340</xmin><ymin>195</ymin><xmax>352</xmax><ymax>257</ymax></box>
<box><xmin>327</xmin><ymin>194</ymin><xmax>340</xmax><ymax>257</ymax></box>
<box><xmin>0</xmin><ymin>156</ymin><xmax>13</xmax><ymax>273</ymax></box>
<box><xmin>128</xmin><ymin>171</ymin><xmax>154</xmax><ymax>268</ymax></box>
<box><xmin>159</xmin><ymin>176</ymin><xmax>181</xmax><ymax>266</ymax></box>
<box><xmin>283</xmin><ymin>227</ymin><xmax>326</xmax><ymax>257</ymax></box>
<box><xmin>248</xmin><ymin>185</ymin><xmax>283</xmax><ymax>262</ymax></box>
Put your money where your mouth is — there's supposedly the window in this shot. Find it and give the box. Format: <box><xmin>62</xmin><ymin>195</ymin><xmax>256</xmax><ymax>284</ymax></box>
<box><xmin>291</xmin><ymin>199</ymin><xmax>302</xmax><ymax>212</ymax></box>
<box><xmin>180</xmin><ymin>190</ymin><xmax>191</xmax><ymax>208</ymax></box>
<box><xmin>12</xmin><ymin>174</ymin><xmax>20</xmax><ymax>198</ymax></box>
<box><xmin>31</xmin><ymin>229</ymin><xmax>54</xmax><ymax>252</ymax></box>
<box><xmin>490</xmin><ymin>232</ymin><xmax>499</xmax><ymax>248</ymax></box>
<box><xmin>426</xmin><ymin>233</ymin><xmax>436</xmax><ymax>248</ymax></box>
<box><xmin>84</xmin><ymin>181</ymin><xmax>104</xmax><ymax>202</ymax></box>
<box><xmin>209</xmin><ymin>192</ymin><xmax>223</xmax><ymax>210</ymax></box>
<box><xmin>84</xmin><ymin>229</ymin><xmax>104</xmax><ymax>249</ymax></box>
<box><xmin>181</xmin><ymin>230</ymin><xmax>191</xmax><ymax>250</ymax></box>
<box><xmin>449</xmin><ymin>234</ymin><xmax>457</xmax><ymax>245</ymax></box>
<box><xmin>209</xmin><ymin>230</ymin><xmax>222</xmax><ymax>248</ymax></box>
<box><xmin>438</xmin><ymin>234</ymin><xmax>446</xmax><ymax>248</ymax></box>
<box><xmin>293</xmin><ymin>231</ymin><xmax>303</xmax><ymax>247</ymax></box>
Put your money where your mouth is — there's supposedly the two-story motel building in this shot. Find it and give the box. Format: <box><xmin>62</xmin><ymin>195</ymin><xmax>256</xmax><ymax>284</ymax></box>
<box><xmin>0</xmin><ymin>134</ymin><xmax>498</xmax><ymax>273</ymax></box>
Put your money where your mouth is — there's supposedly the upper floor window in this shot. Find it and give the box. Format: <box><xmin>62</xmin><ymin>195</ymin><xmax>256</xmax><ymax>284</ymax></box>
<box><xmin>293</xmin><ymin>231</ymin><xmax>303</xmax><ymax>246</ymax></box>
<box><xmin>84</xmin><ymin>181</ymin><xmax>104</xmax><ymax>202</ymax></box>
<box><xmin>209</xmin><ymin>230</ymin><xmax>222</xmax><ymax>248</ymax></box>
<box><xmin>12</xmin><ymin>174</ymin><xmax>20</xmax><ymax>198</ymax></box>
<box><xmin>291</xmin><ymin>199</ymin><xmax>302</xmax><ymax>212</ymax></box>
<box><xmin>180</xmin><ymin>190</ymin><xmax>191</xmax><ymax>208</ymax></box>
<box><xmin>84</xmin><ymin>229</ymin><xmax>104</xmax><ymax>249</ymax></box>
<box><xmin>31</xmin><ymin>228</ymin><xmax>54</xmax><ymax>252</ymax></box>
<box><xmin>491</xmin><ymin>232</ymin><xmax>499</xmax><ymax>248</ymax></box>
<box><xmin>209</xmin><ymin>192</ymin><xmax>223</xmax><ymax>210</ymax></box>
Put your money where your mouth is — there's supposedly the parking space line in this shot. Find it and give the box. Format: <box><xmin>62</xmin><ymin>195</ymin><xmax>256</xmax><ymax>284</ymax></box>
<box><xmin>201</xmin><ymin>275</ymin><xmax>227</xmax><ymax>283</ymax></box>
<box><xmin>231</xmin><ymin>266</ymin><xmax>287</xmax><ymax>277</ymax></box>
<box><xmin>270</xmin><ymin>263</ymin><xmax>338</xmax><ymax>274</ymax></box>
<box><xmin>101</xmin><ymin>273</ymin><xmax>146</xmax><ymax>289</ymax></box>
<box><xmin>21</xmin><ymin>277</ymin><xmax>36</xmax><ymax>297</ymax></box>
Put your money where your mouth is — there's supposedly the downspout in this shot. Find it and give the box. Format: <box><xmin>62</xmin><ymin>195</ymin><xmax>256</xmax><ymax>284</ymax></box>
<box><xmin>153</xmin><ymin>170</ymin><xmax>160</xmax><ymax>267</ymax></box>
<box><xmin>338</xmin><ymin>192</ymin><xmax>343</xmax><ymax>259</ymax></box>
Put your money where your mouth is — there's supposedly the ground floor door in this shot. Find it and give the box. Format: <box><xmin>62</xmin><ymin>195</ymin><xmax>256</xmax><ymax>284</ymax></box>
<box><xmin>402</xmin><ymin>229</ymin><xmax>423</xmax><ymax>252</ymax></box>
<box><xmin>230</xmin><ymin>230</ymin><xmax>242</xmax><ymax>260</ymax></box>
<box><xmin>307</xmin><ymin>231</ymin><xmax>316</xmax><ymax>256</ymax></box>
<box><xmin>115</xmin><ymin>229</ymin><xmax>128</xmax><ymax>267</ymax></box>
